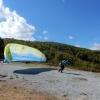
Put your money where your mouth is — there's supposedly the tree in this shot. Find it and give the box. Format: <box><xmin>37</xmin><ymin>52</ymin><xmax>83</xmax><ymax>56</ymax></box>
<box><xmin>0</xmin><ymin>37</ymin><xmax>4</xmax><ymax>58</ymax></box>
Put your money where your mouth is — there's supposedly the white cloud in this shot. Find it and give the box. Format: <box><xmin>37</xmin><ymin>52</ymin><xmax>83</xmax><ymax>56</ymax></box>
<box><xmin>37</xmin><ymin>36</ymin><xmax>42</xmax><ymax>39</ymax></box>
<box><xmin>0</xmin><ymin>0</ymin><xmax>35</xmax><ymax>41</ymax></box>
<box><xmin>44</xmin><ymin>37</ymin><xmax>48</xmax><ymax>40</ymax></box>
<box><xmin>75</xmin><ymin>45</ymin><xmax>80</xmax><ymax>47</ymax></box>
<box><xmin>43</xmin><ymin>30</ymin><xmax>48</xmax><ymax>34</ymax></box>
<box><xmin>90</xmin><ymin>43</ymin><xmax>100</xmax><ymax>50</ymax></box>
<box><xmin>69</xmin><ymin>36</ymin><xmax>73</xmax><ymax>40</ymax></box>
<box><xmin>43</xmin><ymin>30</ymin><xmax>48</xmax><ymax>40</ymax></box>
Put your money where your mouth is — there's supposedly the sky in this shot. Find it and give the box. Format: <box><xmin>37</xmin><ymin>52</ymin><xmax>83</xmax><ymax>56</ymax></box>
<box><xmin>0</xmin><ymin>0</ymin><xmax>100</xmax><ymax>50</ymax></box>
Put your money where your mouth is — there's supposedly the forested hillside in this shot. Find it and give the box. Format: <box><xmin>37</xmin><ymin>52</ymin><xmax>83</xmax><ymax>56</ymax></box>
<box><xmin>0</xmin><ymin>38</ymin><xmax>100</xmax><ymax>72</ymax></box>
<box><xmin>0</xmin><ymin>37</ymin><xmax>4</xmax><ymax>59</ymax></box>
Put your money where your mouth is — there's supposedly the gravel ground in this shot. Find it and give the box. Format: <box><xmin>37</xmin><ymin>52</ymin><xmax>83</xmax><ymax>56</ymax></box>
<box><xmin>0</xmin><ymin>62</ymin><xmax>100</xmax><ymax>100</ymax></box>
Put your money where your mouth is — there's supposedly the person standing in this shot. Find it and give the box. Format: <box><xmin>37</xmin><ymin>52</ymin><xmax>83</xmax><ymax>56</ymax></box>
<box><xmin>58</xmin><ymin>60</ymin><xmax>68</xmax><ymax>73</ymax></box>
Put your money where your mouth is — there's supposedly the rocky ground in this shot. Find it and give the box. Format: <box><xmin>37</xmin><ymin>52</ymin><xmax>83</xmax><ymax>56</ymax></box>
<box><xmin>0</xmin><ymin>62</ymin><xmax>100</xmax><ymax>100</ymax></box>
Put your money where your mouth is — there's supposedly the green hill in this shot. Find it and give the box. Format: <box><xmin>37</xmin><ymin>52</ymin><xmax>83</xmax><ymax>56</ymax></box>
<box><xmin>0</xmin><ymin>38</ymin><xmax>100</xmax><ymax>72</ymax></box>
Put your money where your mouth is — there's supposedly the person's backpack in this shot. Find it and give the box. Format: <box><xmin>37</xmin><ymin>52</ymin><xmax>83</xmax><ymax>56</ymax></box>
<box><xmin>62</xmin><ymin>60</ymin><xmax>68</xmax><ymax>67</ymax></box>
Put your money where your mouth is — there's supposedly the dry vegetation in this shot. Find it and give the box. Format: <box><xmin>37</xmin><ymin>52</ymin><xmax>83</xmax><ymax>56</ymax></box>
<box><xmin>0</xmin><ymin>81</ymin><xmax>56</xmax><ymax>100</ymax></box>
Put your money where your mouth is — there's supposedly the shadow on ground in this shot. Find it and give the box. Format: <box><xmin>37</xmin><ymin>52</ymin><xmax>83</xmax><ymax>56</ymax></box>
<box><xmin>13</xmin><ymin>68</ymin><xmax>56</xmax><ymax>75</ymax></box>
<box><xmin>64</xmin><ymin>72</ymin><xmax>83</xmax><ymax>76</ymax></box>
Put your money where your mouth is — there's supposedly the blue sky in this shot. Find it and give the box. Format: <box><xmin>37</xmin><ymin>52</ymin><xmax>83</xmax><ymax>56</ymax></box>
<box><xmin>0</xmin><ymin>0</ymin><xmax>100</xmax><ymax>50</ymax></box>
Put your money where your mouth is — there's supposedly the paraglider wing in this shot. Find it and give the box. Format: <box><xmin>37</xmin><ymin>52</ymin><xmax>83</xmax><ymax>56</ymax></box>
<box><xmin>4</xmin><ymin>43</ymin><xmax>46</xmax><ymax>63</ymax></box>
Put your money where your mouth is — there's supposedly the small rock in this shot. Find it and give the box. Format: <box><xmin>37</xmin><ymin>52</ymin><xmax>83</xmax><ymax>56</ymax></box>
<box><xmin>15</xmin><ymin>75</ymin><xmax>19</xmax><ymax>78</ymax></box>
<box><xmin>0</xmin><ymin>74</ymin><xmax>7</xmax><ymax>78</ymax></box>
<box><xmin>0</xmin><ymin>80</ymin><xmax>6</xmax><ymax>82</ymax></box>
<box><xmin>9</xmin><ymin>76</ymin><xmax>13</xmax><ymax>79</ymax></box>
